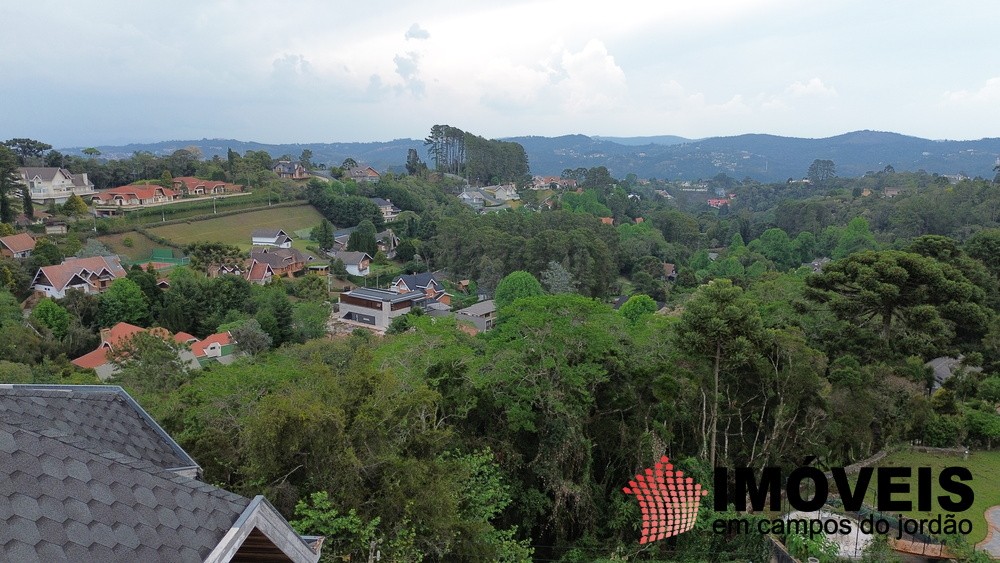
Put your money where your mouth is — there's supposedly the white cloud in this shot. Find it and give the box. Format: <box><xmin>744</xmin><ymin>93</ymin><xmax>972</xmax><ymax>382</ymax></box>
<box><xmin>944</xmin><ymin>77</ymin><xmax>1000</xmax><ymax>103</ymax></box>
<box><xmin>555</xmin><ymin>40</ymin><xmax>627</xmax><ymax>113</ymax></box>
<box><xmin>405</xmin><ymin>23</ymin><xmax>430</xmax><ymax>40</ymax></box>
<box><xmin>787</xmin><ymin>78</ymin><xmax>837</xmax><ymax>97</ymax></box>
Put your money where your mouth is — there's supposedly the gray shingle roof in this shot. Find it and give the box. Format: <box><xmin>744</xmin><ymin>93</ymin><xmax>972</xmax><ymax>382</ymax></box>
<box><xmin>0</xmin><ymin>420</ymin><xmax>250</xmax><ymax>562</ymax></box>
<box><xmin>0</xmin><ymin>385</ymin><xmax>323</xmax><ymax>563</ymax></box>
<box><xmin>0</xmin><ymin>386</ymin><xmax>196</xmax><ymax>472</ymax></box>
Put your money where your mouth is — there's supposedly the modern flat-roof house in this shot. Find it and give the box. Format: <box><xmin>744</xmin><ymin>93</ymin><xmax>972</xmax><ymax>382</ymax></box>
<box><xmin>0</xmin><ymin>232</ymin><xmax>35</xmax><ymax>259</ymax></box>
<box><xmin>454</xmin><ymin>299</ymin><xmax>497</xmax><ymax>332</ymax></box>
<box><xmin>251</xmin><ymin>229</ymin><xmax>293</xmax><ymax>249</ymax></box>
<box><xmin>31</xmin><ymin>255</ymin><xmax>127</xmax><ymax>298</ymax></box>
<box><xmin>0</xmin><ymin>384</ymin><xmax>323</xmax><ymax>562</ymax></box>
<box><xmin>338</xmin><ymin>287</ymin><xmax>424</xmax><ymax>330</ymax></box>
<box><xmin>18</xmin><ymin>167</ymin><xmax>96</xmax><ymax>205</ymax></box>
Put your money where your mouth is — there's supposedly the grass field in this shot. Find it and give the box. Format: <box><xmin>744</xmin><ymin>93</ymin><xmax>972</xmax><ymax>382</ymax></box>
<box><xmin>146</xmin><ymin>204</ymin><xmax>325</xmax><ymax>248</ymax></box>
<box><xmin>98</xmin><ymin>231</ymin><xmax>172</xmax><ymax>261</ymax></box>
<box><xmin>860</xmin><ymin>449</ymin><xmax>1000</xmax><ymax>543</ymax></box>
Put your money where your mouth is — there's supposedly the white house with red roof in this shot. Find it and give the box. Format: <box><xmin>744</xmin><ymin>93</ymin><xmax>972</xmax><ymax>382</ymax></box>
<box><xmin>71</xmin><ymin>322</ymin><xmax>239</xmax><ymax>379</ymax></box>
<box><xmin>0</xmin><ymin>232</ymin><xmax>35</xmax><ymax>259</ymax></box>
<box><xmin>92</xmin><ymin>184</ymin><xmax>180</xmax><ymax>207</ymax></box>
<box><xmin>172</xmin><ymin>177</ymin><xmax>244</xmax><ymax>195</ymax></box>
<box><xmin>31</xmin><ymin>255</ymin><xmax>127</xmax><ymax>298</ymax></box>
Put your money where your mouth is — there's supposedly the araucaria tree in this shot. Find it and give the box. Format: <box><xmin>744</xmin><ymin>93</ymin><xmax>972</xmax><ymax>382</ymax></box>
<box><xmin>673</xmin><ymin>279</ymin><xmax>764</xmax><ymax>468</ymax></box>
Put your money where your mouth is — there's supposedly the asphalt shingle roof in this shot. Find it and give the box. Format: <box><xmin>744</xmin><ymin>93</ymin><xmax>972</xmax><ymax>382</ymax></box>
<box><xmin>0</xmin><ymin>387</ymin><xmax>196</xmax><ymax>472</ymax></box>
<box><xmin>0</xmin><ymin>421</ymin><xmax>250</xmax><ymax>562</ymax></box>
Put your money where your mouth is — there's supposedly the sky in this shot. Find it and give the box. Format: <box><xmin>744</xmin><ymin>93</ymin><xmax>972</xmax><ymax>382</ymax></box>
<box><xmin>2</xmin><ymin>0</ymin><xmax>999</xmax><ymax>147</ymax></box>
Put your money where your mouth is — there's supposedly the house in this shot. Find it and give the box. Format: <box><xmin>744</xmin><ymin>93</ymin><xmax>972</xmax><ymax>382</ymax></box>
<box><xmin>531</xmin><ymin>176</ymin><xmax>577</xmax><ymax>190</ymax></box>
<box><xmin>92</xmin><ymin>184</ymin><xmax>180</xmax><ymax>207</ymax></box>
<box><xmin>272</xmin><ymin>160</ymin><xmax>309</xmax><ymax>180</ymax></box>
<box><xmin>663</xmin><ymin>263</ymin><xmax>677</xmax><ymax>281</ymax></box>
<box><xmin>391</xmin><ymin>272</ymin><xmax>451</xmax><ymax>305</ymax></box>
<box><xmin>884</xmin><ymin>187</ymin><xmax>903</xmax><ymax>198</ymax></box>
<box><xmin>338</xmin><ymin>287</ymin><xmax>424</xmax><ymax>330</ymax></box>
<box><xmin>370</xmin><ymin>197</ymin><xmax>401</xmax><ymax>222</ymax></box>
<box><xmin>327</xmin><ymin>250</ymin><xmax>371</xmax><ymax>276</ymax></box>
<box><xmin>346</xmin><ymin>166</ymin><xmax>380</xmax><ymax>183</ymax></box>
<box><xmin>18</xmin><ymin>167</ymin><xmax>96</xmax><ymax>205</ymax></box>
<box><xmin>0</xmin><ymin>384</ymin><xmax>323</xmax><ymax>563</ymax></box>
<box><xmin>244</xmin><ymin>259</ymin><xmax>275</xmax><ymax>285</ymax></box>
<box><xmin>707</xmin><ymin>198</ymin><xmax>730</xmax><ymax>209</ymax></box>
<box><xmin>454</xmin><ymin>299</ymin><xmax>497</xmax><ymax>332</ymax></box>
<box><xmin>459</xmin><ymin>189</ymin><xmax>500</xmax><ymax>211</ymax></box>
<box><xmin>14</xmin><ymin>210</ymin><xmax>49</xmax><ymax>227</ymax></box>
<box><xmin>190</xmin><ymin>332</ymin><xmax>238</xmax><ymax>366</ymax></box>
<box><xmin>251</xmin><ymin>228</ymin><xmax>293</xmax><ymax>248</ymax></box>
<box><xmin>0</xmin><ymin>232</ymin><xmax>35</xmax><ymax>258</ymax></box>
<box><xmin>31</xmin><ymin>255</ymin><xmax>127</xmax><ymax>298</ymax></box>
<box><xmin>172</xmin><ymin>176</ymin><xmax>244</xmax><ymax>195</ymax></box>
<box><xmin>333</xmin><ymin>227</ymin><xmax>399</xmax><ymax>255</ymax></box>
<box><xmin>599</xmin><ymin>217</ymin><xmax>614</xmax><ymax>225</ymax></box>
<box><xmin>70</xmin><ymin>322</ymin><xmax>238</xmax><ymax>378</ymax></box>
<box><xmin>482</xmin><ymin>183</ymin><xmax>520</xmax><ymax>201</ymax></box>
<box><xmin>249</xmin><ymin>247</ymin><xmax>311</xmax><ymax>277</ymax></box>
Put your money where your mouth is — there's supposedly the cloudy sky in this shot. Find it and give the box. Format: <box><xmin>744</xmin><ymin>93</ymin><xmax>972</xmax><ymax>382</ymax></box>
<box><xmin>2</xmin><ymin>0</ymin><xmax>998</xmax><ymax>147</ymax></box>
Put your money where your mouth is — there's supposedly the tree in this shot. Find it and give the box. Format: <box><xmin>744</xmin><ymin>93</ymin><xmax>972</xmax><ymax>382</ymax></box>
<box><xmin>62</xmin><ymin>193</ymin><xmax>89</xmax><ymax>217</ymax></box>
<box><xmin>673</xmin><ymin>279</ymin><xmax>764</xmax><ymax>468</ymax></box>
<box><xmin>494</xmin><ymin>271</ymin><xmax>543</xmax><ymax>310</ymax></box>
<box><xmin>0</xmin><ymin>146</ymin><xmax>20</xmax><ymax>224</ymax></box>
<box><xmin>98</xmin><ymin>278</ymin><xmax>150</xmax><ymax>327</ymax></box>
<box><xmin>807</xmin><ymin>159</ymin><xmax>836</xmax><ymax>185</ymax></box>
<box><xmin>82</xmin><ymin>147</ymin><xmax>101</xmax><ymax>158</ymax></box>
<box><xmin>311</xmin><ymin>219</ymin><xmax>335</xmax><ymax>252</ymax></box>
<box><xmin>299</xmin><ymin>149</ymin><xmax>313</xmax><ymax>169</ymax></box>
<box><xmin>3</xmin><ymin>138</ymin><xmax>52</xmax><ymax>164</ymax></box>
<box><xmin>341</xmin><ymin>157</ymin><xmax>358</xmax><ymax>170</ymax></box>
<box><xmin>806</xmin><ymin>250</ymin><xmax>991</xmax><ymax>358</ymax></box>
<box><xmin>30</xmin><ymin>298</ymin><xmax>71</xmax><ymax>339</ymax></box>
<box><xmin>618</xmin><ymin>294</ymin><xmax>657</xmax><ymax>325</ymax></box>
<box><xmin>230</xmin><ymin>318</ymin><xmax>272</xmax><ymax>355</ymax></box>
<box><xmin>110</xmin><ymin>331</ymin><xmax>189</xmax><ymax>395</ymax></box>
<box><xmin>184</xmin><ymin>241</ymin><xmax>244</xmax><ymax>274</ymax></box>
<box><xmin>405</xmin><ymin>148</ymin><xmax>426</xmax><ymax>176</ymax></box>
<box><xmin>346</xmin><ymin>220</ymin><xmax>377</xmax><ymax>256</ymax></box>
<box><xmin>540</xmin><ymin>261</ymin><xmax>576</xmax><ymax>294</ymax></box>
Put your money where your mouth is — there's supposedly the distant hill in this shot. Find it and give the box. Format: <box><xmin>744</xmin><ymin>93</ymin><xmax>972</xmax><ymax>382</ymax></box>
<box><xmin>61</xmin><ymin>130</ymin><xmax>1000</xmax><ymax>182</ymax></box>
<box><xmin>591</xmin><ymin>135</ymin><xmax>691</xmax><ymax>146</ymax></box>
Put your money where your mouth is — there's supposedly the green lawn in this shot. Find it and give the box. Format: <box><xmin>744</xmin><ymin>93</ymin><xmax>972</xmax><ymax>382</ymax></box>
<box><xmin>147</xmin><ymin>204</ymin><xmax>325</xmax><ymax>248</ymax></box>
<box><xmin>98</xmin><ymin>231</ymin><xmax>171</xmax><ymax>261</ymax></box>
<box><xmin>860</xmin><ymin>449</ymin><xmax>1000</xmax><ymax>544</ymax></box>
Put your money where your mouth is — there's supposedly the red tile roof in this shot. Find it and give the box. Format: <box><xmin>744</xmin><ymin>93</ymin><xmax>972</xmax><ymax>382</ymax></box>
<box><xmin>173</xmin><ymin>332</ymin><xmax>198</xmax><ymax>344</ymax></box>
<box><xmin>70</xmin><ymin>347</ymin><xmax>112</xmax><ymax>369</ymax></box>
<box><xmin>33</xmin><ymin>256</ymin><xmax>126</xmax><ymax>293</ymax></box>
<box><xmin>172</xmin><ymin>177</ymin><xmax>243</xmax><ymax>193</ymax></box>
<box><xmin>0</xmin><ymin>233</ymin><xmax>35</xmax><ymax>254</ymax></box>
<box><xmin>190</xmin><ymin>332</ymin><xmax>232</xmax><ymax>358</ymax></box>
<box><xmin>244</xmin><ymin>259</ymin><xmax>273</xmax><ymax>283</ymax></box>
<box><xmin>94</xmin><ymin>184</ymin><xmax>178</xmax><ymax>202</ymax></box>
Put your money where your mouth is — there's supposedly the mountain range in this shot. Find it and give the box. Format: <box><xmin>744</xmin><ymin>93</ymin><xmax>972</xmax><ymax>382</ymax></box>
<box><xmin>61</xmin><ymin>131</ymin><xmax>1000</xmax><ymax>183</ymax></box>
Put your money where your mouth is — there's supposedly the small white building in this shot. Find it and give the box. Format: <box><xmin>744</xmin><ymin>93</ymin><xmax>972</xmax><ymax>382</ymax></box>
<box><xmin>251</xmin><ymin>228</ymin><xmax>293</xmax><ymax>248</ymax></box>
